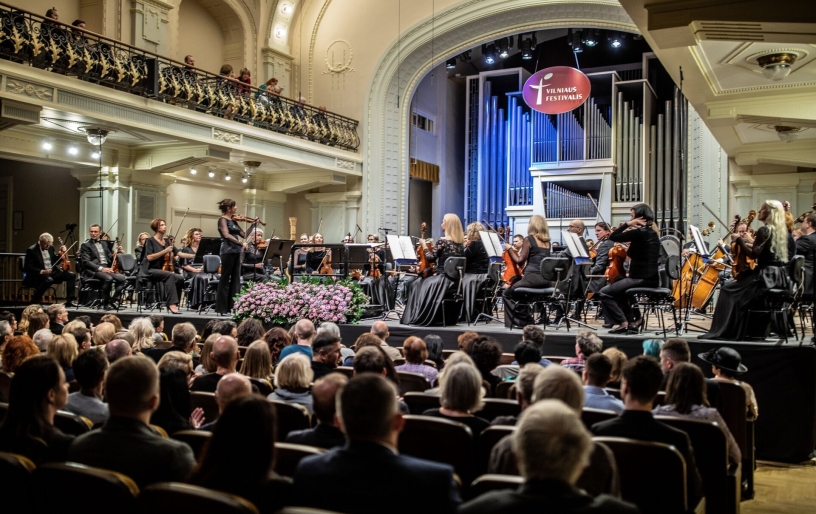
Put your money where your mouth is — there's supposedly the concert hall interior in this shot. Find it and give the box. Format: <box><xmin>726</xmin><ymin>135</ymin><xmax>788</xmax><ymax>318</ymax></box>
<box><xmin>0</xmin><ymin>0</ymin><xmax>815</xmax><ymax>512</ymax></box>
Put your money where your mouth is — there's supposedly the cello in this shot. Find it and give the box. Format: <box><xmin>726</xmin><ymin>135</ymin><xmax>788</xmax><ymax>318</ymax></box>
<box><xmin>111</xmin><ymin>235</ymin><xmax>123</xmax><ymax>273</ymax></box>
<box><xmin>415</xmin><ymin>222</ymin><xmax>434</xmax><ymax>278</ymax></box>
<box><xmin>487</xmin><ymin>220</ymin><xmax>523</xmax><ymax>286</ymax></box>
<box><xmin>731</xmin><ymin>210</ymin><xmax>757</xmax><ymax>280</ymax></box>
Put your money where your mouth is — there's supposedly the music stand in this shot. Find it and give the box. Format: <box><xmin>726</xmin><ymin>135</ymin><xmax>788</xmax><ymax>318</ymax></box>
<box><xmin>263</xmin><ymin>239</ymin><xmax>293</xmax><ymax>280</ymax></box>
<box><xmin>677</xmin><ymin>225</ymin><xmax>712</xmax><ymax>333</ymax></box>
<box><xmin>556</xmin><ymin>233</ymin><xmax>595</xmax><ymax>331</ymax></box>
<box><xmin>194</xmin><ymin>237</ymin><xmax>222</xmax><ymax>264</ymax></box>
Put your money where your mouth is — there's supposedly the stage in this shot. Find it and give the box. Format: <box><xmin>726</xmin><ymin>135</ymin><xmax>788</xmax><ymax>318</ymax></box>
<box><xmin>8</xmin><ymin>303</ymin><xmax>815</xmax><ymax>463</ymax></box>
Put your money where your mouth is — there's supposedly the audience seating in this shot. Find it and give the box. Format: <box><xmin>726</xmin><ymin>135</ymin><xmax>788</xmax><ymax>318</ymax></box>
<box><xmin>467</xmin><ymin>474</ymin><xmax>524</xmax><ymax>500</ymax></box>
<box><xmin>37</xmin><ymin>462</ymin><xmax>140</xmax><ymax>513</ymax></box>
<box><xmin>172</xmin><ymin>430</ymin><xmax>211</xmax><ymax>460</ymax></box>
<box><xmin>499</xmin><ymin>353</ymin><xmax>515</xmax><ymax>365</ymax></box>
<box><xmin>581</xmin><ymin>408</ymin><xmax>619</xmax><ymax>430</ymax></box>
<box><xmin>605</xmin><ymin>387</ymin><xmax>621</xmax><ymax>399</ymax></box>
<box><xmin>399</xmin><ymin>415</ymin><xmax>475</xmax><ymax>483</ymax></box>
<box><xmin>653</xmin><ymin>391</ymin><xmax>667</xmax><ymax>407</ymax></box>
<box><xmin>655</xmin><ymin>416</ymin><xmax>740</xmax><ymax>514</ymax></box>
<box><xmin>396</xmin><ymin>371</ymin><xmax>430</xmax><ymax>395</ymax></box>
<box><xmin>579</xmin><ymin>440</ymin><xmax>621</xmax><ymax>499</ymax></box>
<box><xmin>475</xmin><ymin>398</ymin><xmax>520</xmax><ymax>422</ymax></box>
<box><xmin>0</xmin><ymin>452</ymin><xmax>35</xmax><ymax>499</ymax></box>
<box><xmin>393</xmin><ymin>357</ymin><xmax>406</xmax><ymax>366</ymax></box>
<box><xmin>476</xmin><ymin>425</ymin><xmax>515</xmax><ymax>472</ymax></box>
<box><xmin>442</xmin><ymin>350</ymin><xmax>457</xmax><ymax>360</ymax></box>
<box><xmin>274</xmin><ymin>442</ymin><xmax>326</xmax><ymax>478</ymax></box>
<box><xmin>268</xmin><ymin>400</ymin><xmax>311</xmax><ymax>440</ymax></box>
<box><xmin>191</xmin><ymin>392</ymin><xmax>220</xmax><ymax>422</ymax></box>
<box><xmin>334</xmin><ymin>366</ymin><xmax>354</xmax><ymax>378</ymax></box>
<box><xmin>53</xmin><ymin>410</ymin><xmax>93</xmax><ymax>436</ymax></box>
<box><xmin>238</xmin><ymin>346</ymin><xmax>249</xmax><ymax>358</ymax></box>
<box><xmin>154</xmin><ymin>341</ymin><xmax>172</xmax><ymax>350</ymax></box>
<box><xmin>0</xmin><ymin>372</ymin><xmax>11</xmax><ymax>402</ymax></box>
<box><xmin>481</xmin><ymin>379</ymin><xmax>495</xmax><ymax>398</ymax></box>
<box><xmin>276</xmin><ymin>509</ymin><xmax>344</xmax><ymax>514</ymax></box>
<box><xmin>0</xmin><ymin>402</ymin><xmax>7</xmax><ymax>419</ymax></box>
<box><xmin>717</xmin><ymin>381</ymin><xmax>754</xmax><ymax>499</ymax></box>
<box><xmin>594</xmin><ymin>436</ymin><xmax>704</xmax><ymax>514</ymax></box>
<box><xmin>542</xmin><ymin>356</ymin><xmax>572</xmax><ymax>365</ymax></box>
<box><xmin>249</xmin><ymin>378</ymin><xmax>274</xmax><ymax>397</ymax></box>
<box><xmin>137</xmin><ymin>482</ymin><xmax>258</xmax><ymax>514</ymax></box>
<box><xmin>494</xmin><ymin>381</ymin><xmax>515</xmax><ymax>399</ymax></box>
<box><xmin>402</xmin><ymin>392</ymin><xmax>441</xmax><ymax>414</ymax></box>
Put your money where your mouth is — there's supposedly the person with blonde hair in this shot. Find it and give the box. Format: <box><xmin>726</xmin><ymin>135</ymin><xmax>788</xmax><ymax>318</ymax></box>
<box><xmin>401</xmin><ymin>213</ymin><xmax>465</xmax><ymax>326</ymax></box>
<box><xmin>92</xmin><ymin>322</ymin><xmax>116</xmax><ymax>347</ymax></box>
<box><xmin>240</xmin><ymin>340</ymin><xmax>273</xmax><ymax>381</ymax></box>
<box><xmin>158</xmin><ymin>351</ymin><xmax>196</xmax><ymax>387</ymax></box>
<box><xmin>195</xmin><ymin>334</ymin><xmax>218</xmax><ymax>375</ymax></box>
<box><xmin>47</xmin><ymin>334</ymin><xmax>79</xmax><ymax>382</ymax></box>
<box><xmin>179</xmin><ymin>227</ymin><xmax>208</xmax><ymax>310</ymax></box>
<box><xmin>268</xmin><ymin>353</ymin><xmax>314</xmax><ymax>414</ymax></box>
<box><xmin>422</xmin><ymin>363</ymin><xmax>490</xmax><ymax>437</ymax></box>
<box><xmin>18</xmin><ymin>304</ymin><xmax>44</xmax><ymax>335</ymax></box>
<box><xmin>502</xmin><ymin>215</ymin><xmax>553</xmax><ymax>328</ymax></box>
<box><xmin>702</xmin><ymin>200</ymin><xmax>795</xmax><ymax>340</ymax></box>
<box><xmin>128</xmin><ymin>317</ymin><xmax>155</xmax><ymax>353</ymax></box>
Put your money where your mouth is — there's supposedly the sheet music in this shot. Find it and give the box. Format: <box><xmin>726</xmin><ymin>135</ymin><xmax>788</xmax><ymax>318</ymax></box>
<box><xmin>386</xmin><ymin>235</ymin><xmax>418</xmax><ymax>261</ymax></box>
<box><xmin>479</xmin><ymin>231</ymin><xmax>503</xmax><ymax>257</ymax></box>
<box><xmin>690</xmin><ymin>225</ymin><xmax>708</xmax><ymax>256</ymax></box>
<box><xmin>562</xmin><ymin>232</ymin><xmax>590</xmax><ymax>259</ymax></box>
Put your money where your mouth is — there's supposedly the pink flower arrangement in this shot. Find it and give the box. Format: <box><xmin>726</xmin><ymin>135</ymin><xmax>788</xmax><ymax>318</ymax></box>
<box><xmin>232</xmin><ymin>278</ymin><xmax>367</xmax><ymax>325</ymax></box>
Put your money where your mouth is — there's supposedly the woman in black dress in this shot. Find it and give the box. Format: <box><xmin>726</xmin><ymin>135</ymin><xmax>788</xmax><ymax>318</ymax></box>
<box><xmin>306</xmin><ymin>233</ymin><xmax>332</xmax><ymax>275</ymax></box>
<box><xmin>141</xmin><ymin>218</ymin><xmax>193</xmax><ymax>314</ymax></box>
<box><xmin>180</xmin><ymin>227</ymin><xmax>207</xmax><ymax>310</ymax></box>
<box><xmin>599</xmin><ymin>203</ymin><xmax>661</xmax><ymax>334</ymax></box>
<box><xmin>401</xmin><ymin>213</ymin><xmax>465</xmax><ymax>326</ymax></box>
<box><xmin>291</xmin><ymin>233</ymin><xmax>310</xmax><ymax>278</ymax></box>
<box><xmin>701</xmin><ymin>200</ymin><xmax>794</xmax><ymax>340</ymax></box>
<box><xmin>242</xmin><ymin>229</ymin><xmax>270</xmax><ymax>282</ymax></box>
<box><xmin>216</xmin><ymin>199</ymin><xmax>248</xmax><ymax>315</ymax></box>
<box><xmin>502</xmin><ymin>215</ymin><xmax>552</xmax><ymax>328</ymax></box>
<box><xmin>462</xmin><ymin>222</ymin><xmax>491</xmax><ymax>321</ymax></box>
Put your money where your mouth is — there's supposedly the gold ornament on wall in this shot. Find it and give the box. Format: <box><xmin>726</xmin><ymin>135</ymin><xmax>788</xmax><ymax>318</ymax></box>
<box><xmin>323</xmin><ymin>40</ymin><xmax>354</xmax><ymax>93</ymax></box>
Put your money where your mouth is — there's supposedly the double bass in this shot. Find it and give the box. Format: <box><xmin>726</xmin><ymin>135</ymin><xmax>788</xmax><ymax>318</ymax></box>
<box><xmin>415</xmin><ymin>222</ymin><xmax>434</xmax><ymax>278</ymax></box>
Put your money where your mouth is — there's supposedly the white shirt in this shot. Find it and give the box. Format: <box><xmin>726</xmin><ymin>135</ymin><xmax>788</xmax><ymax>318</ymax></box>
<box><xmin>41</xmin><ymin>248</ymin><xmax>52</xmax><ymax>269</ymax></box>
<box><xmin>94</xmin><ymin>240</ymin><xmax>107</xmax><ymax>266</ymax></box>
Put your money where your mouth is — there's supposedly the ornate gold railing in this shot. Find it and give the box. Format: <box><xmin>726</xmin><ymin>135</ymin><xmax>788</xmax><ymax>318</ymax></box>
<box><xmin>0</xmin><ymin>3</ymin><xmax>359</xmax><ymax>151</ymax></box>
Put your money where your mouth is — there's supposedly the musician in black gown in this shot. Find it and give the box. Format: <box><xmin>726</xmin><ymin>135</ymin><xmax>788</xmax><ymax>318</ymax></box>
<box><xmin>140</xmin><ymin>219</ymin><xmax>194</xmax><ymax>314</ymax></box>
<box><xmin>588</xmin><ymin>222</ymin><xmax>613</xmax><ymax>294</ymax></box>
<box><xmin>401</xmin><ymin>214</ymin><xmax>465</xmax><ymax>326</ymax></box>
<box><xmin>502</xmin><ymin>215</ymin><xmax>552</xmax><ymax>328</ymax></box>
<box><xmin>306</xmin><ymin>233</ymin><xmax>332</xmax><ymax>275</ymax></box>
<box><xmin>701</xmin><ymin>200</ymin><xmax>794</xmax><ymax>340</ymax></box>
<box><xmin>215</xmin><ymin>199</ymin><xmax>248</xmax><ymax>315</ymax></box>
<box><xmin>180</xmin><ymin>227</ymin><xmax>208</xmax><ymax>310</ymax></box>
<box><xmin>599</xmin><ymin>203</ymin><xmax>661</xmax><ymax>334</ymax></box>
<box><xmin>291</xmin><ymin>233</ymin><xmax>310</xmax><ymax>278</ymax></box>
<box><xmin>242</xmin><ymin>229</ymin><xmax>270</xmax><ymax>282</ymax></box>
<box><xmin>462</xmin><ymin>222</ymin><xmax>491</xmax><ymax>321</ymax></box>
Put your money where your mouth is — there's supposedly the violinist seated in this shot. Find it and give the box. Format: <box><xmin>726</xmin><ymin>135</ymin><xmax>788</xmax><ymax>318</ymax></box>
<box><xmin>140</xmin><ymin>218</ymin><xmax>195</xmax><ymax>315</ymax></box>
<box><xmin>502</xmin><ymin>215</ymin><xmax>552</xmax><ymax>329</ymax></box>
<box><xmin>291</xmin><ymin>233</ymin><xmax>311</xmax><ymax>277</ymax></box>
<box><xmin>79</xmin><ymin>224</ymin><xmax>126</xmax><ymax>310</ymax></box>
<box><xmin>362</xmin><ymin>244</ymin><xmax>387</xmax><ymax>279</ymax></box>
<box><xmin>242</xmin><ymin>229</ymin><xmax>272</xmax><ymax>282</ymax></box>
<box><xmin>306</xmin><ymin>233</ymin><xmax>333</xmax><ymax>275</ymax></box>
<box><xmin>587</xmin><ymin>222</ymin><xmax>614</xmax><ymax>295</ymax></box>
<box><xmin>23</xmin><ymin>232</ymin><xmax>78</xmax><ymax>307</ymax></box>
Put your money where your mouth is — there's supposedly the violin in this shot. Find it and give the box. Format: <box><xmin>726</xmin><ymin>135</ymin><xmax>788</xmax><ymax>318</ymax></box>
<box><xmin>605</xmin><ymin>243</ymin><xmax>627</xmax><ymax>283</ymax></box>
<box><xmin>415</xmin><ymin>222</ymin><xmax>435</xmax><ymax>278</ymax></box>
<box><xmin>162</xmin><ymin>235</ymin><xmax>176</xmax><ymax>272</ymax></box>
<box><xmin>232</xmin><ymin>214</ymin><xmax>267</xmax><ymax>226</ymax></box>
<box><xmin>701</xmin><ymin>221</ymin><xmax>715</xmax><ymax>236</ymax></box>
<box><xmin>111</xmin><ymin>236</ymin><xmax>123</xmax><ymax>273</ymax></box>
<box><xmin>319</xmin><ymin>252</ymin><xmax>333</xmax><ymax>275</ymax></box>
<box><xmin>56</xmin><ymin>237</ymin><xmax>70</xmax><ymax>271</ymax></box>
<box><xmin>731</xmin><ymin>210</ymin><xmax>757</xmax><ymax>280</ymax></box>
<box><xmin>368</xmin><ymin>251</ymin><xmax>382</xmax><ymax>279</ymax></box>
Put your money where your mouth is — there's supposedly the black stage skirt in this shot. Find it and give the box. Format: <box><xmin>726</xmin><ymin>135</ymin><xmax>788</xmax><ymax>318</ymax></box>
<box><xmin>186</xmin><ymin>274</ymin><xmax>211</xmax><ymax>309</ymax></box>
<box><xmin>461</xmin><ymin>273</ymin><xmax>490</xmax><ymax>321</ymax></box>
<box><xmin>401</xmin><ymin>274</ymin><xmax>456</xmax><ymax>326</ymax></box>
<box><xmin>700</xmin><ymin>266</ymin><xmax>788</xmax><ymax>340</ymax></box>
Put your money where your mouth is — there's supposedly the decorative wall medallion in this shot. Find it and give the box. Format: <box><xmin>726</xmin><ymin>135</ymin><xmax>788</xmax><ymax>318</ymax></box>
<box><xmin>324</xmin><ymin>40</ymin><xmax>354</xmax><ymax>91</ymax></box>
<box><xmin>6</xmin><ymin>80</ymin><xmax>53</xmax><ymax>100</ymax></box>
<box><xmin>213</xmin><ymin>129</ymin><xmax>241</xmax><ymax>144</ymax></box>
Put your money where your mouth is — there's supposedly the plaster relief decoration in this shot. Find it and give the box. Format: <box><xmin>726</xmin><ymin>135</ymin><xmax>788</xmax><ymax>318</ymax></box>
<box><xmin>213</xmin><ymin>128</ymin><xmax>242</xmax><ymax>144</ymax></box>
<box><xmin>6</xmin><ymin>80</ymin><xmax>53</xmax><ymax>101</ymax></box>
<box><xmin>335</xmin><ymin>158</ymin><xmax>355</xmax><ymax>171</ymax></box>
<box><xmin>324</xmin><ymin>40</ymin><xmax>354</xmax><ymax>107</ymax></box>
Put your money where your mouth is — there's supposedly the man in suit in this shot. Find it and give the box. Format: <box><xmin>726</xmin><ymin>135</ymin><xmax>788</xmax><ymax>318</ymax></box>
<box><xmin>795</xmin><ymin>213</ymin><xmax>816</xmax><ymax>299</ymax></box>
<box><xmin>592</xmin><ymin>356</ymin><xmax>703</xmax><ymax>506</ymax></box>
<box><xmin>23</xmin><ymin>232</ymin><xmax>77</xmax><ymax>305</ymax></box>
<box><xmin>80</xmin><ymin>224</ymin><xmax>126</xmax><ymax>309</ymax></box>
<box><xmin>67</xmin><ymin>355</ymin><xmax>195</xmax><ymax>489</ymax></box>
<box><xmin>286</xmin><ymin>372</ymin><xmax>347</xmax><ymax>449</ymax></box>
<box><xmin>198</xmin><ymin>373</ymin><xmax>252</xmax><ymax>432</ymax></box>
<box><xmin>659</xmin><ymin>338</ymin><xmax>722</xmax><ymax>410</ymax></box>
<box><xmin>293</xmin><ymin>373</ymin><xmax>461</xmax><ymax>513</ymax></box>
<box><xmin>46</xmin><ymin>303</ymin><xmax>69</xmax><ymax>335</ymax></box>
<box><xmin>462</xmin><ymin>400</ymin><xmax>637</xmax><ymax>514</ymax></box>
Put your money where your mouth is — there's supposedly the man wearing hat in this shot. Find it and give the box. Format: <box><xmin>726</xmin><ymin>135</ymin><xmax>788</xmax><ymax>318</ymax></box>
<box><xmin>699</xmin><ymin>347</ymin><xmax>758</xmax><ymax>419</ymax></box>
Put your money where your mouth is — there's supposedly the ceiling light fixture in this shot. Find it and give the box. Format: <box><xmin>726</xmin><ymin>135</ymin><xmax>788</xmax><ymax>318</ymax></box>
<box><xmin>243</xmin><ymin>161</ymin><xmax>261</xmax><ymax>176</ymax></box>
<box><xmin>497</xmin><ymin>37</ymin><xmax>512</xmax><ymax>59</ymax></box>
<box><xmin>610</xmin><ymin>38</ymin><xmax>622</xmax><ymax>48</ymax></box>
<box><xmin>91</xmin><ymin>151</ymin><xmax>100</xmax><ymax>159</ymax></box>
<box><xmin>482</xmin><ymin>43</ymin><xmax>496</xmax><ymax>65</ymax></box>
<box><xmin>446</xmin><ymin>58</ymin><xmax>457</xmax><ymax>69</ymax></box>
<box><xmin>208</xmin><ymin>169</ymin><xmax>215</xmax><ymax>178</ymax></box>
<box><xmin>190</xmin><ymin>167</ymin><xmax>197</xmax><ymax>175</ymax></box>
<box><xmin>242</xmin><ymin>174</ymin><xmax>248</xmax><ymax>184</ymax></box>
<box><xmin>775</xmin><ymin>126</ymin><xmax>803</xmax><ymax>143</ymax></box>
<box><xmin>520</xmin><ymin>33</ymin><xmax>537</xmax><ymax>60</ymax></box>
<box><xmin>68</xmin><ymin>145</ymin><xmax>78</xmax><ymax>155</ymax></box>
<box><xmin>225</xmin><ymin>173</ymin><xmax>231</xmax><ymax>181</ymax></box>
<box><xmin>569</xmin><ymin>29</ymin><xmax>583</xmax><ymax>53</ymax></box>
<box><xmin>84</xmin><ymin>128</ymin><xmax>109</xmax><ymax>146</ymax></box>
<box><xmin>583</xmin><ymin>30</ymin><xmax>598</xmax><ymax>47</ymax></box>
<box><xmin>757</xmin><ymin>53</ymin><xmax>797</xmax><ymax>81</ymax></box>
<box><xmin>42</xmin><ymin>140</ymin><xmax>53</xmax><ymax>151</ymax></box>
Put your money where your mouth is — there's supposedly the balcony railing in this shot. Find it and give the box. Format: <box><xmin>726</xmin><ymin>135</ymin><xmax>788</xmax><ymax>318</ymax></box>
<box><xmin>0</xmin><ymin>3</ymin><xmax>359</xmax><ymax>151</ymax></box>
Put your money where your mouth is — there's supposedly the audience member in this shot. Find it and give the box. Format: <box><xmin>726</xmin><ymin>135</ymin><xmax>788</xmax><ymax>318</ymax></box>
<box><xmin>47</xmin><ymin>303</ymin><xmax>69</xmax><ymax>335</ymax></box>
<box><xmin>592</xmin><ymin>356</ymin><xmax>702</xmax><ymax>504</ymax></box>
<box><xmin>237</xmin><ymin>318</ymin><xmax>265</xmax><ymax>347</ymax></box>
<box><xmin>240</xmin><ymin>340</ymin><xmax>274</xmax><ymax>381</ymax></box>
<box><xmin>105</xmin><ymin>339</ymin><xmax>132</xmax><ymax>363</ymax></box>
<box><xmin>129</xmin><ymin>317</ymin><xmax>155</xmax><ymax>353</ymax></box>
<box><xmin>263</xmin><ymin>327</ymin><xmax>290</xmax><ymax>365</ymax></box>
<box><xmin>318</xmin><ymin>322</ymin><xmax>352</xmax><ymax>362</ymax></box>
<box><xmin>99</xmin><ymin>313</ymin><xmax>123</xmax><ymax>332</ymax></box>
<box><xmin>279</xmin><ymin>319</ymin><xmax>316</xmax><ymax>361</ymax></box>
<box><xmin>213</xmin><ymin>320</ymin><xmax>238</xmax><ymax>338</ymax></box>
<box><xmin>462</xmin><ymin>400</ymin><xmax>637</xmax><ymax>514</ymax></box>
<box><xmin>112</xmin><ymin>331</ymin><xmax>135</xmax><ymax>347</ymax></box>
<box><xmin>293</xmin><ymin>374</ymin><xmax>461</xmax><ymax>513</ymax></box>
<box><xmin>157</xmin><ymin>351</ymin><xmax>196</xmax><ymax>386</ymax></box>
<box><xmin>642</xmin><ymin>339</ymin><xmax>663</xmax><ymax>360</ymax></box>
<box><xmin>396</xmin><ymin>336</ymin><xmax>438</xmax><ymax>384</ymax></box>
<box><xmin>151</xmin><ymin>367</ymin><xmax>204</xmax><ymax>434</ymax></box>
<box><xmin>423</xmin><ymin>334</ymin><xmax>445</xmax><ymax>368</ymax></box>
<box><xmin>200</xmin><ymin>319</ymin><xmax>219</xmax><ymax>342</ymax></box>
<box><xmin>518</xmin><ymin>325</ymin><xmax>553</xmax><ymax>366</ymax></box>
<box><xmin>46</xmin><ymin>334</ymin><xmax>78</xmax><ymax>382</ymax></box>
<box><xmin>286</xmin><ymin>373</ymin><xmax>348</xmax><ymax>449</ymax></box>
<box><xmin>191</xmin><ymin>397</ymin><xmax>293</xmax><ymax>513</ymax></box>
<box><xmin>68</xmin><ymin>357</ymin><xmax>196</xmax><ymax>488</ymax></box>
<box><xmin>0</xmin><ymin>356</ymin><xmax>73</xmax><ymax>464</ymax></box>
<box><xmin>513</xmin><ymin>341</ymin><xmax>543</xmax><ymax>367</ymax></box>
<box><xmin>603</xmin><ymin>347</ymin><xmax>627</xmax><ymax>388</ymax></box>
<box><xmin>199</xmin><ymin>373</ymin><xmax>252</xmax><ymax>431</ymax></box>
<box><xmin>268</xmin><ymin>353</ymin><xmax>314</xmax><ymax>414</ymax></box>
<box><xmin>660</xmin><ymin>338</ymin><xmax>722</xmax><ymax>410</ymax></box>
<box><xmin>18</xmin><ymin>304</ymin><xmax>44</xmax><ymax>334</ymax></box>
<box><xmin>74</xmin><ymin>315</ymin><xmax>92</xmax><ymax>330</ymax></box>
<box><xmin>146</xmin><ymin>322</ymin><xmax>197</xmax><ymax>364</ymax></box>
<box><xmin>466</xmin><ymin>336</ymin><xmax>503</xmax><ymax>393</ymax></box>
<box><xmin>370</xmin><ymin>320</ymin><xmax>401</xmax><ymax>359</ymax></box>
<box><xmin>311</xmin><ymin>332</ymin><xmax>342</xmax><ymax>380</ymax></box>
<box><xmin>149</xmin><ymin>315</ymin><xmax>165</xmax><ymax>342</ymax></box>
<box><xmin>195</xmin><ymin>334</ymin><xmax>218</xmax><ymax>374</ymax></box>
<box><xmin>343</xmin><ymin>333</ymin><xmax>382</xmax><ymax>366</ymax></box>
<box><xmin>491</xmin><ymin>363</ymin><xmax>545</xmax><ymax>426</ymax></box>
<box><xmin>0</xmin><ymin>311</ymin><xmax>18</xmax><ymax>335</ymax></box>
<box><xmin>26</xmin><ymin>312</ymin><xmax>50</xmax><ymax>338</ymax></box>
<box><xmin>65</xmin><ymin>324</ymin><xmax>91</xmax><ymax>352</ymax></box>
<box><xmin>352</xmin><ymin>346</ymin><xmax>401</xmax><ymax>388</ymax></box>
<box><xmin>32</xmin><ymin>328</ymin><xmax>53</xmax><ymax>352</ymax></box>
<box><xmin>700</xmin><ymin>347</ymin><xmax>757</xmax><ymax>418</ymax></box>
<box><xmin>561</xmin><ymin>329</ymin><xmax>602</xmax><ymax>373</ymax></box>
<box><xmin>457</xmin><ymin>331</ymin><xmax>480</xmax><ymax>352</ymax></box>
<box><xmin>0</xmin><ymin>321</ymin><xmax>13</xmax><ymax>356</ymax></box>
<box><xmin>654</xmin><ymin>362</ymin><xmax>741</xmax><ymax>464</ymax></box>
<box><xmin>422</xmin><ymin>363</ymin><xmax>490</xmax><ymax>437</ymax></box>
<box><xmin>2</xmin><ymin>335</ymin><xmax>39</xmax><ymax>373</ymax></box>
<box><xmin>191</xmin><ymin>336</ymin><xmax>239</xmax><ymax>392</ymax></box>
<box><xmin>429</xmin><ymin>351</ymin><xmax>476</xmax><ymax>394</ymax></box>
<box><xmin>64</xmin><ymin>349</ymin><xmax>109</xmax><ymax>424</ymax></box>
<box><xmin>582</xmin><ymin>353</ymin><xmax>625</xmax><ymax>414</ymax></box>
<box><xmin>92</xmin><ymin>322</ymin><xmax>116</xmax><ymax>347</ymax></box>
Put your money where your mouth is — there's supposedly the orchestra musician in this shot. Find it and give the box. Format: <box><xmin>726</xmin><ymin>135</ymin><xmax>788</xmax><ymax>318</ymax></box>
<box><xmin>795</xmin><ymin>213</ymin><xmax>816</xmax><ymax>300</ymax></box>
<box><xmin>701</xmin><ymin>200</ymin><xmax>795</xmax><ymax>340</ymax></box>
<box><xmin>134</xmin><ymin>232</ymin><xmax>149</xmax><ymax>264</ymax></box>
<box><xmin>401</xmin><ymin>213</ymin><xmax>465</xmax><ymax>326</ymax></box>
<box><xmin>23</xmin><ymin>233</ymin><xmax>78</xmax><ymax>306</ymax></box>
<box><xmin>140</xmin><ymin>219</ymin><xmax>194</xmax><ymax>314</ymax></box>
<box><xmin>179</xmin><ymin>227</ymin><xmax>208</xmax><ymax>310</ymax></box>
<box><xmin>553</xmin><ymin>219</ymin><xmax>589</xmax><ymax>321</ymax></box>
<box><xmin>79</xmin><ymin>224</ymin><xmax>126</xmax><ymax>309</ymax></box>
<box><xmin>291</xmin><ymin>233</ymin><xmax>311</xmax><ymax>276</ymax></box>
<box><xmin>587</xmin><ymin>222</ymin><xmax>613</xmax><ymax>294</ymax></box>
<box><xmin>599</xmin><ymin>203</ymin><xmax>661</xmax><ymax>334</ymax></box>
<box><xmin>502</xmin><ymin>215</ymin><xmax>551</xmax><ymax>328</ymax></box>
<box><xmin>363</xmin><ymin>234</ymin><xmax>387</xmax><ymax>277</ymax></box>
<box><xmin>242</xmin><ymin>229</ymin><xmax>271</xmax><ymax>282</ymax></box>
<box><xmin>306</xmin><ymin>233</ymin><xmax>331</xmax><ymax>274</ymax></box>
<box><xmin>462</xmin><ymin>222</ymin><xmax>491</xmax><ymax>321</ymax></box>
<box><xmin>216</xmin><ymin>199</ymin><xmax>248</xmax><ymax>315</ymax></box>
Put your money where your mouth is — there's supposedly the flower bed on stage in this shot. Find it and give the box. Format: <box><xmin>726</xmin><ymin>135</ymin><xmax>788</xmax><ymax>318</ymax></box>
<box><xmin>232</xmin><ymin>279</ymin><xmax>368</xmax><ymax>325</ymax></box>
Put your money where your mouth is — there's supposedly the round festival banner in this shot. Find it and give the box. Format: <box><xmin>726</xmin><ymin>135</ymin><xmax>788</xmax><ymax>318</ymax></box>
<box><xmin>522</xmin><ymin>66</ymin><xmax>591</xmax><ymax>115</ymax></box>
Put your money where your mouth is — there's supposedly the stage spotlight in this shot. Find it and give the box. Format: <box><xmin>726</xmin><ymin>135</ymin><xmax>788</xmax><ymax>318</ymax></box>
<box><xmin>519</xmin><ymin>33</ymin><xmax>537</xmax><ymax>60</ymax></box>
<box><xmin>208</xmin><ymin>170</ymin><xmax>215</xmax><ymax>178</ymax></box>
<box><xmin>569</xmin><ymin>29</ymin><xmax>583</xmax><ymax>53</ymax></box>
<box><xmin>190</xmin><ymin>167</ymin><xmax>197</xmax><ymax>175</ymax></box>
<box><xmin>91</xmin><ymin>151</ymin><xmax>100</xmax><ymax>159</ymax></box>
<box><xmin>583</xmin><ymin>30</ymin><xmax>598</xmax><ymax>47</ymax></box>
<box><xmin>461</xmin><ymin>50</ymin><xmax>472</xmax><ymax>63</ymax></box>
<box><xmin>68</xmin><ymin>145</ymin><xmax>78</xmax><ymax>155</ymax></box>
<box><xmin>446</xmin><ymin>58</ymin><xmax>456</xmax><ymax>69</ymax></box>
<box><xmin>497</xmin><ymin>38</ymin><xmax>510</xmax><ymax>58</ymax></box>
<box><xmin>42</xmin><ymin>140</ymin><xmax>53</xmax><ymax>151</ymax></box>
<box><xmin>610</xmin><ymin>34</ymin><xmax>622</xmax><ymax>48</ymax></box>
<box><xmin>482</xmin><ymin>43</ymin><xmax>496</xmax><ymax>64</ymax></box>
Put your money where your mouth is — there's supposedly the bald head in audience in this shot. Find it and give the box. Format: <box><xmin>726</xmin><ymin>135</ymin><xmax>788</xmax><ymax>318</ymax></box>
<box><xmin>295</xmin><ymin>319</ymin><xmax>316</xmax><ymax>346</ymax></box>
<box><xmin>370</xmin><ymin>321</ymin><xmax>390</xmax><ymax>342</ymax></box>
<box><xmin>105</xmin><ymin>339</ymin><xmax>132</xmax><ymax>363</ymax></box>
<box><xmin>212</xmin><ymin>336</ymin><xmax>239</xmax><ymax>374</ymax></box>
<box><xmin>214</xmin><ymin>373</ymin><xmax>252</xmax><ymax>414</ymax></box>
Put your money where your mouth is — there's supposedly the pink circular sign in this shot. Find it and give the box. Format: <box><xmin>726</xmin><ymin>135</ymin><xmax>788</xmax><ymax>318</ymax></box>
<box><xmin>522</xmin><ymin>66</ymin><xmax>591</xmax><ymax>115</ymax></box>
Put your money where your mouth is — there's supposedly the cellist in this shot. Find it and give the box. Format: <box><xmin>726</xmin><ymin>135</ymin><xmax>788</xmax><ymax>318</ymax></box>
<box><xmin>502</xmin><ymin>215</ymin><xmax>552</xmax><ymax>328</ymax></box>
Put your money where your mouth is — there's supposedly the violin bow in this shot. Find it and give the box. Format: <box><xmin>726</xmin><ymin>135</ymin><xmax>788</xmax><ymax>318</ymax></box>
<box><xmin>171</xmin><ymin>208</ymin><xmax>189</xmax><ymax>244</ymax></box>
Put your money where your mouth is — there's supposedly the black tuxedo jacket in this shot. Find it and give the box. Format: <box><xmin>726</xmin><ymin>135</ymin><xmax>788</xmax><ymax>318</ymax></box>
<box><xmin>23</xmin><ymin>244</ymin><xmax>60</xmax><ymax>284</ymax></box>
<box><xmin>293</xmin><ymin>440</ymin><xmax>460</xmax><ymax>513</ymax></box>
<box><xmin>795</xmin><ymin>232</ymin><xmax>816</xmax><ymax>297</ymax></box>
<box><xmin>80</xmin><ymin>239</ymin><xmax>115</xmax><ymax>278</ymax></box>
